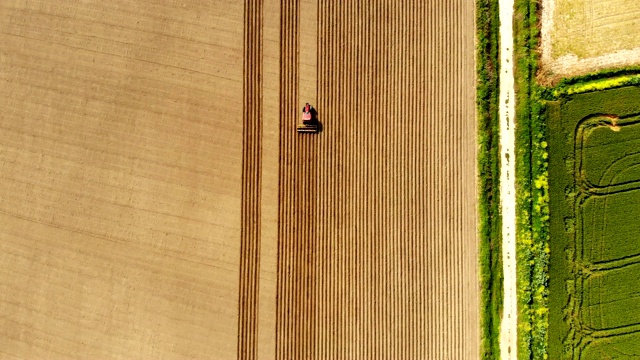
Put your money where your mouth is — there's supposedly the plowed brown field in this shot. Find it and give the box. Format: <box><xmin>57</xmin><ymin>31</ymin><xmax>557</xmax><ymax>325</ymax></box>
<box><xmin>0</xmin><ymin>1</ymin><xmax>478</xmax><ymax>359</ymax></box>
<box><xmin>0</xmin><ymin>1</ymin><xmax>243</xmax><ymax>358</ymax></box>
<box><xmin>272</xmin><ymin>0</ymin><xmax>479</xmax><ymax>359</ymax></box>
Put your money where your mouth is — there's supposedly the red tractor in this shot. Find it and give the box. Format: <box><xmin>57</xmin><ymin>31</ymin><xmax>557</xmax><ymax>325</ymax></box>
<box><xmin>297</xmin><ymin>103</ymin><xmax>319</xmax><ymax>133</ymax></box>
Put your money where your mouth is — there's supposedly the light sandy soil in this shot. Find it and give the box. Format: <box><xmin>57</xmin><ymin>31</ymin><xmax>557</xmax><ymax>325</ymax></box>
<box><xmin>0</xmin><ymin>1</ymin><xmax>244</xmax><ymax>358</ymax></box>
<box><xmin>541</xmin><ymin>0</ymin><xmax>640</xmax><ymax>81</ymax></box>
<box><xmin>499</xmin><ymin>0</ymin><xmax>518</xmax><ymax>358</ymax></box>
<box><xmin>0</xmin><ymin>1</ymin><xmax>480</xmax><ymax>359</ymax></box>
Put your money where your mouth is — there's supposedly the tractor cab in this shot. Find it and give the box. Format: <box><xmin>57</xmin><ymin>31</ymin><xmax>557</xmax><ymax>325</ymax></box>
<box><xmin>297</xmin><ymin>103</ymin><xmax>319</xmax><ymax>133</ymax></box>
<box><xmin>302</xmin><ymin>103</ymin><xmax>313</xmax><ymax>123</ymax></box>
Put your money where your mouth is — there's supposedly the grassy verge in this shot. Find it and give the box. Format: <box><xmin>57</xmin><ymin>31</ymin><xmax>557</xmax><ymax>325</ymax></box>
<box><xmin>513</xmin><ymin>0</ymin><xmax>550</xmax><ymax>358</ymax></box>
<box><xmin>477</xmin><ymin>0</ymin><xmax>502</xmax><ymax>358</ymax></box>
<box><xmin>513</xmin><ymin>1</ymin><xmax>640</xmax><ymax>357</ymax></box>
<box><xmin>547</xmin><ymin>67</ymin><xmax>640</xmax><ymax>97</ymax></box>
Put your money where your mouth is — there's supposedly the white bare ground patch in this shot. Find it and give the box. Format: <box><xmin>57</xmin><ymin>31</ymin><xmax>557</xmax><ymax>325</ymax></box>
<box><xmin>499</xmin><ymin>0</ymin><xmax>518</xmax><ymax>358</ymax></box>
<box><xmin>540</xmin><ymin>0</ymin><xmax>640</xmax><ymax>82</ymax></box>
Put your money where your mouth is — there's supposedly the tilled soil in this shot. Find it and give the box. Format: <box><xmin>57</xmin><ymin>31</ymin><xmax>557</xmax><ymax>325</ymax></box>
<box><xmin>0</xmin><ymin>1</ymin><xmax>244</xmax><ymax>358</ymax></box>
<box><xmin>272</xmin><ymin>1</ymin><xmax>479</xmax><ymax>359</ymax></box>
<box><xmin>0</xmin><ymin>1</ymin><xmax>479</xmax><ymax>359</ymax></box>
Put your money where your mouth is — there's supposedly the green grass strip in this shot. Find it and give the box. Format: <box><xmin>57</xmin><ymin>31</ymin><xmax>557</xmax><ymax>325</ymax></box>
<box><xmin>513</xmin><ymin>0</ymin><xmax>550</xmax><ymax>358</ymax></box>
<box><xmin>512</xmin><ymin>1</ymin><xmax>640</xmax><ymax>358</ymax></box>
<box><xmin>477</xmin><ymin>0</ymin><xmax>502</xmax><ymax>358</ymax></box>
<box><xmin>553</xmin><ymin>74</ymin><xmax>640</xmax><ymax>97</ymax></box>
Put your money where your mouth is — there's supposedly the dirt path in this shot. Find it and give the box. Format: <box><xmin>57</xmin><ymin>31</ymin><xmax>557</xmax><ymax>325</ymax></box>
<box><xmin>499</xmin><ymin>0</ymin><xmax>518</xmax><ymax>358</ymax></box>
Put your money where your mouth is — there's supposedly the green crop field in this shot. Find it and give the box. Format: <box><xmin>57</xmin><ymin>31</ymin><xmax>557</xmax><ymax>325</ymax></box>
<box><xmin>548</xmin><ymin>85</ymin><xmax>640</xmax><ymax>359</ymax></box>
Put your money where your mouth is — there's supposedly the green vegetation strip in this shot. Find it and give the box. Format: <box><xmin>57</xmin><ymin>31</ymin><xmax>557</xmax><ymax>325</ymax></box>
<box><xmin>476</xmin><ymin>0</ymin><xmax>502</xmax><ymax>358</ymax></box>
<box><xmin>548</xmin><ymin>67</ymin><xmax>640</xmax><ymax>97</ymax></box>
<box><xmin>512</xmin><ymin>0</ymin><xmax>640</xmax><ymax>357</ymax></box>
<box><xmin>513</xmin><ymin>0</ymin><xmax>549</xmax><ymax>358</ymax></box>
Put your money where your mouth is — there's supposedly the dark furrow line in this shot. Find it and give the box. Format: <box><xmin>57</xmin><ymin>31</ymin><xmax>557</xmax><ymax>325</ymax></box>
<box><xmin>396</xmin><ymin>1</ymin><xmax>404</xmax><ymax>356</ymax></box>
<box><xmin>276</xmin><ymin>0</ymin><xmax>291</xmax><ymax>354</ymax></box>
<box><xmin>403</xmin><ymin>2</ymin><xmax>411</xmax><ymax>357</ymax></box>
<box><xmin>454</xmin><ymin>1</ymin><xmax>463</xmax><ymax>356</ymax></box>
<box><xmin>407</xmin><ymin>3</ymin><xmax>415</xmax><ymax>357</ymax></box>
<box><xmin>316</xmin><ymin>0</ymin><xmax>323</xmax><ymax>354</ymax></box>
<box><xmin>442</xmin><ymin>2</ymin><xmax>449</xmax><ymax>354</ymax></box>
<box><xmin>451</xmin><ymin>0</ymin><xmax>457</xmax><ymax>354</ymax></box>
<box><xmin>416</xmin><ymin>1</ymin><xmax>424</xmax><ymax>355</ymax></box>
<box><xmin>324</xmin><ymin>1</ymin><xmax>329</xmax><ymax>352</ymax></box>
<box><xmin>372</xmin><ymin>4</ymin><xmax>381</xmax><ymax>358</ymax></box>
<box><xmin>450</xmin><ymin>0</ymin><xmax>456</xmax><ymax>355</ymax></box>
<box><xmin>237</xmin><ymin>1</ymin><xmax>262</xmax><ymax>359</ymax></box>
<box><xmin>319</xmin><ymin>2</ymin><xmax>328</xmax><ymax>358</ymax></box>
<box><xmin>383</xmin><ymin>2</ymin><xmax>390</xmax><ymax>357</ymax></box>
<box><xmin>360</xmin><ymin>2</ymin><xmax>369</xmax><ymax>357</ymax></box>
<box><xmin>338</xmin><ymin>3</ymin><xmax>346</xmax><ymax>357</ymax></box>
<box><xmin>317</xmin><ymin>1</ymin><xmax>325</xmax><ymax>354</ymax></box>
<box><xmin>294</xmin><ymin>2</ymin><xmax>302</xmax><ymax>355</ymax></box>
<box><xmin>457</xmin><ymin>0</ymin><xmax>463</xmax><ymax>351</ymax></box>
<box><xmin>328</xmin><ymin>2</ymin><xmax>336</xmax><ymax>358</ymax></box>
<box><xmin>422</xmin><ymin>2</ymin><xmax>437</xmax><ymax>358</ymax></box>
<box><xmin>435</xmin><ymin>2</ymin><xmax>443</xmax><ymax>355</ymax></box>
<box><xmin>331</xmin><ymin>2</ymin><xmax>339</xmax><ymax>355</ymax></box>
<box><xmin>444</xmin><ymin>1</ymin><xmax>451</xmax><ymax>356</ymax></box>
<box><xmin>340</xmin><ymin>4</ymin><xmax>348</xmax><ymax>357</ymax></box>
<box><xmin>276</xmin><ymin>1</ymin><xmax>296</xmax><ymax>358</ymax></box>
<box><xmin>312</xmin><ymin>0</ymin><xmax>320</xmax><ymax>355</ymax></box>
<box><xmin>415</xmin><ymin>2</ymin><xmax>422</xmax><ymax>357</ymax></box>
<box><xmin>347</xmin><ymin>1</ymin><xmax>356</xmax><ymax>357</ymax></box>
<box><xmin>392</xmin><ymin>2</ymin><xmax>399</xmax><ymax>357</ymax></box>
<box><xmin>426</xmin><ymin>1</ymin><xmax>433</xmax><ymax>356</ymax></box>
<box><xmin>349</xmin><ymin>1</ymin><xmax>356</xmax><ymax>355</ymax></box>
<box><xmin>291</xmin><ymin>0</ymin><xmax>299</xmax><ymax>356</ymax></box>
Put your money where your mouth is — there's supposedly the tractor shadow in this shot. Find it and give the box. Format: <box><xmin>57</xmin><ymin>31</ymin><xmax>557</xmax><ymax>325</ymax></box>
<box><xmin>311</xmin><ymin>107</ymin><xmax>323</xmax><ymax>133</ymax></box>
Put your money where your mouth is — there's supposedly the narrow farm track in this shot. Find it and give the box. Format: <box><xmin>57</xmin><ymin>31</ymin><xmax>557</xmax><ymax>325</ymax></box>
<box><xmin>499</xmin><ymin>0</ymin><xmax>518</xmax><ymax>357</ymax></box>
<box><xmin>276</xmin><ymin>1</ymin><xmax>479</xmax><ymax>358</ymax></box>
<box><xmin>498</xmin><ymin>0</ymin><xmax>518</xmax><ymax>360</ymax></box>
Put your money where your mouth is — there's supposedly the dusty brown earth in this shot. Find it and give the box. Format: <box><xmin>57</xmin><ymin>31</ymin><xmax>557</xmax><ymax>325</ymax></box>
<box><xmin>0</xmin><ymin>1</ymin><xmax>479</xmax><ymax>359</ymax></box>
<box><xmin>259</xmin><ymin>0</ymin><xmax>480</xmax><ymax>358</ymax></box>
<box><xmin>541</xmin><ymin>0</ymin><xmax>640</xmax><ymax>81</ymax></box>
<box><xmin>0</xmin><ymin>1</ymin><xmax>243</xmax><ymax>358</ymax></box>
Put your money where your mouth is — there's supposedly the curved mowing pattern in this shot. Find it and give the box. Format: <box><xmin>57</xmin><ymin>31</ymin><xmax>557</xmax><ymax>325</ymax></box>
<box><xmin>548</xmin><ymin>87</ymin><xmax>640</xmax><ymax>358</ymax></box>
<box><xmin>569</xmin><ymin>115</ymin><xmax>640</xmax><ymax>357</ymax></box>
<box><xmin>276</xmin><ymin>0</ymin><xmax>478</xmax><ymax>358</ymax></box>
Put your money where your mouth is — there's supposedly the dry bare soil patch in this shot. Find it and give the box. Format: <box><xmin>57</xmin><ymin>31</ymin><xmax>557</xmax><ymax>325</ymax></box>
<box><xmin>541</xmin><ymin>0</ymin><xmax>640</xmax><ymax>79</ymax></box>
<box><xmin>0</xmin><ymin>1</ymin><xmax>243</xmax><ymax>358</ymax></box>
